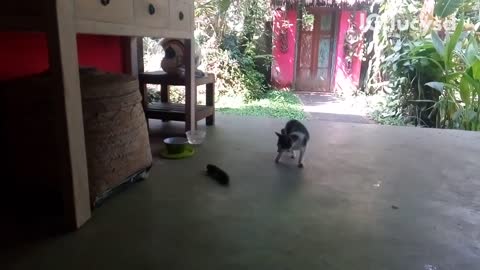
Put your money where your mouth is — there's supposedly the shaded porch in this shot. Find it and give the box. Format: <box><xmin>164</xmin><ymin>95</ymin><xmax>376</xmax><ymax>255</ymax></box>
<box><xmin>4</xmin><ymin>115</ymin><xmax>480</xmax><ymax>270</ymax></box>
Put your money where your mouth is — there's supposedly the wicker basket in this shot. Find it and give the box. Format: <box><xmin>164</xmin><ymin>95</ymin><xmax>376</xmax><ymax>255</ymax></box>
<box><xmin>80</xmin><ymin>71</ymin><xmax>152</xmax><ymax>206</ymax></box>
<box><xmin>0</xmin><ymin>70</ymin><xmax>151</xmax><ymax>209</ymax></box>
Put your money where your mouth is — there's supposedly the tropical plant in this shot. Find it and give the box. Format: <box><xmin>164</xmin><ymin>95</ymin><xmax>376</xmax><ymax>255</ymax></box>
<box><xmin>365</xmin><ymin>0</ymin><xmax>429</xmax><ymax>124</ymax></box>
<box><xmin>365</xmin><ymin>0</ymin><xmax>480</xmax><ymax>130</ymax></box>
<box><xmin>417</xmin><ymin>0</ymin><xmax>480</xmax><ymax>130</ymax></box>
<box><xmin>425</xmin><ymin>19</ymin><xmax>480</xmax><ymax>130</ymax></box>
<box><xmin>195</xmin><ymin>0</ymin><xmax>237</xmax><ymax>44</ymax></box>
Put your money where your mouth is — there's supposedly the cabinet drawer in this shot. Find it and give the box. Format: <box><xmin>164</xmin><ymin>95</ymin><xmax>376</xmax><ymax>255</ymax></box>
<box><xmin>168</xmin><ymin>0</ymin><xmax>191</xmax><ymax>32</ymax></box>
<box><xmin>134</xmin><ymin>0</ymin><xmax>169</xmax><ymax>28</ymax></box>
<box><xmin>75</xmin><ymin>0</ymin><xmax>134</xmax><ymax>24</ymax></box>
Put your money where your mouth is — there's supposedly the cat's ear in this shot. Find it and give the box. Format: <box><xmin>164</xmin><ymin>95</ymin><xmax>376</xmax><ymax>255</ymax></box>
<box><xmin>281</xmin><ymin>128</ymin><xmax>286</xmax><ymax>135</ymax></box>
<box><xmin>275</xmin><ymin>132</ymin><xmax>282</xmax><ymax>137</ymax></box>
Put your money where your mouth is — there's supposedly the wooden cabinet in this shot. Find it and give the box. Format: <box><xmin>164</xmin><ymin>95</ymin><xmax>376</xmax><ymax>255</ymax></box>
<box><xmin>1</xmin><ymin>0</ymin><xmax>193</xmax><ymax>36</ymax></box>
<box><xmin>169</xmin><ymin>0</ymin><xmax>191</xmax><ymax>31</ymax></box>
<box><xmin>0</xmin><ymin>0</ymin><xmax>196</xmax><ymax>231</ymax></box>
<box><xmin>134</xmin><ymin>0</ymin><xmax>169</xmax><ymax>28</ymax></box>
<box><xmin>75</xmin><ymin>0</ymin><xmax>134</xmax><ymax>24</ymax></box>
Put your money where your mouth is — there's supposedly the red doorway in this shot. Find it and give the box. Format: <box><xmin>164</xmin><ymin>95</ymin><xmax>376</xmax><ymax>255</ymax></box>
<box><xmin>296</xmin><ymin>8</ymin><xmax>338</xmax><ymax>92</ymax></box>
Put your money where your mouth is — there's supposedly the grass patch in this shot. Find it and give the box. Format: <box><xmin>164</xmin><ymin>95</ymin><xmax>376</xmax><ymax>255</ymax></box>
<box><xmin>362</xmin><ymin>94</ymin><xmax>408</xmax><ymax>126</ymax></box>
<box><xmin>369</xmin><ymin>110</ymin><xmax>407</xmax><ymax>126</ymax></box>
<box><xmin>217</xmin><ymin>91</ymin><xmax>306</xmax><ymax>120</ymax></box>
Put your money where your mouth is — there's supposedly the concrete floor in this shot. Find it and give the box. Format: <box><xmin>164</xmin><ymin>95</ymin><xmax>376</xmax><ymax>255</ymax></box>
<box><xmin>4</xmin><ymin>115</ymin><xmax>480</xmax><ymax>269</ymax></box>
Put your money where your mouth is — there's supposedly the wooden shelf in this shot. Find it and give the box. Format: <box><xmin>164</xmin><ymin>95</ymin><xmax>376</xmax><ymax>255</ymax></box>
<box><xmin>139</xmin><ymin>71</ymin><xmax>216</xmax><ymax>128</ymax></box>
<box><xmin>140</xmin><ymin>71</ymin><xmax>215</xmax><ymax>86</ymax></box>
<box><xmin>76</xmin><ymin>20</ymin><xmax>192</xmax><ymax>40</ymax></box>
<box><xmin>0</xmin><ymin>17</ymin><xmax>191</xmax><ymax>39</ymax></box>
<box><xmin>146</xmin><ymin>102</ymin><xmax>214</xmax><ymax>123</ymax></box>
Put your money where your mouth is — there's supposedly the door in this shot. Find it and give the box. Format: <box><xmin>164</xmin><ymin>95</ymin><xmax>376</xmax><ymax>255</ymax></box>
<box><xmin>296</xmin><ymin>9</ymin><xmax>336</xmax><ymax>92</ymax></box>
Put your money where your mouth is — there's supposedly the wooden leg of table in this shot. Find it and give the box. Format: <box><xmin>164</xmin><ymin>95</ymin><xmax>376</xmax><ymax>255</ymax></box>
<box><xmin>160</xmin><ymin>83</ymin><xmax>169</xmax><ymax>103</ymax></box>
<box><xmin>139</xmin><ymin>83</ymin><xmax>150</xmax><ymax>130</ymax></box>
<box><xmin>124</xmin><ymin>36</ymin><xmax>150</xmax><ymax>132</ymax></box>
<box><xmin>47</xmin><ymin>0</ymin><xmax>91</xmax><ymax>230</ymax></box>
<box><xmin>206</xmin><ymin>82</ymin><xmax>215</xmax><ymax>126</ymax></box>
<box><xmin>185</xmin><ymin>85</ymin><xmax>198</xmax><ymax>131</ymax></box>
<box><xmin>127</xmin><ymin>37</ymin><xmax>150</xmax><ymax>130</ymax></box>
<box><xmin>160</xmin><ymin>84</ymin><xmax>169</xmax><ymax>122</ymax></box>
<box><xmin>185</xmin><ymin>39</ymin><xmax>197</xmax><ymax>132</ymax></box>
<box><xmin>122</xmin><ymin>37</ymin><xmax>140</xmax><ymax>77</ymax></box>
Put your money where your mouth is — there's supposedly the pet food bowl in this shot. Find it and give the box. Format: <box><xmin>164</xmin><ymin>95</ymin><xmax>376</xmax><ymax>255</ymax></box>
<box><xmin>163</xmin><ymin>137</ymin><xmax>189</xmax><ymax>154</ymax></box>
<box><xmin>186</xmin><ymin>129</ymin><xmax>206</xmax><ymax>145</ymax></box>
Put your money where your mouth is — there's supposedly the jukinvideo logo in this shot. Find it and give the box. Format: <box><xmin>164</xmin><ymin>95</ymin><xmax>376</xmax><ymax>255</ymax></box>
<box><xmin>364</xmin><ymin>13</ymin><xmax>461</xmax><ymax>32</ymax></box>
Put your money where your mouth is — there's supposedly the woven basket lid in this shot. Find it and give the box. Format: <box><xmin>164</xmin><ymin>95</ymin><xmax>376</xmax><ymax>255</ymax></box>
<box><xmin>80</xmin><ymin>72</ymin><xmax>139</xmax><ymax>100</ymax></box>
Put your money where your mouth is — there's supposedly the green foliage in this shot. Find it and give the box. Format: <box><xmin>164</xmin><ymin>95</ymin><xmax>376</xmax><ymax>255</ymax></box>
<box><xmin>204</xmin><ymin>45</ymin><xmax>252</xmax><ymax>99</ymax></box>
<box><xmin>147</xmin><ymin>87</ymin><xmax>161</xmax><ymax>103</ymax></box>
<box><xmin>217</xmin><ymin>91</ymin><xmax>306</xmax><ymax>119</ymax></box>
<box><xmin>434</xmin><ymin>0</ymin><xmax>465</xmax><ymax>18</ymax></box>
<box><xmin>365</xmin><ymin>0</ymin><xmax>424</xmax><ymax>92</ymax></box>
<box><xmin>367</xmin><ymin>0</ymin><xmax>443</xmax><ymax>127</ymax></box>
<box><xmin>366</xmin><ymin>0</ymin><xmax>480</xmax><ymax>130</ymax></box>
<box><xmin>303</xmin><ymin>13</ymin><xmax>315</xmax><ymax>29</ymax></box>
<box><xmin>222</xmin><ymin>36</ymin><xmax>270</xmax><ymax>100</ymax></box>
<box><xmin>420</xmin><ymin>17</ymin><xmax>480</xmax><ymax>130</ymax></box>
<box><xmin>195</xmin><ymin>0</ymin><xmax>271</xmax><ymax>103</ymax></box>
<box><xmin>195</xmin><ymin>0</ymin><xmax>235</xmax><ymax>42</ymax></box>
<box><xmin>235</xmin><ymin>0</ymin><xmax>271</xmax><ymax>101</ymax></box>
<box><xmin>370</xmin><ymin>110</ymin><xmax>408</xmax><ymax>126</ymax></box>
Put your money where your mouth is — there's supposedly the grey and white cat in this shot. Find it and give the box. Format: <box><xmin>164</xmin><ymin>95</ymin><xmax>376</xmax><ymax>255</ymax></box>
<box><xmin>275</xmin><ymin>119</ymin><xmax>310</xmax><ymax>168</ymax></box>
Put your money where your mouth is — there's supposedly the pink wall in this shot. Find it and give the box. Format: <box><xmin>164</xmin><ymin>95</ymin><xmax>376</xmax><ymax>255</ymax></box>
<box><xmin>333</xmin><ymin>11</ymin><xmax>366</xmax><ymax>93</ymax></box>
<box><xmin>271</xmin><ymin>9</ymin><xmax>297</xmax><ymax>89</ymax></box>
<box><xmin>271</xmin><ymin>9</ymin><xmax>366</xmax><ymax>92</ymax></box>
<box><xmin>0</xmin><ymin>32</ymin><xmax>49</xmax><ymax>80</ymax></box>
<box><xmin>0</xmin><ymin>32</ymin><xmax>126</xmax><ymax>80</ymax></box>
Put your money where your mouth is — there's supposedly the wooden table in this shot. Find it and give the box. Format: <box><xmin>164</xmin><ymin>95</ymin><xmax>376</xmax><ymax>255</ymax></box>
<box><xmin>139</xmin><ymin>71</ymin><xmax>215</xmax><ymax>130</ymax></box>
<box><xmin>1</xmin><ymin>0</ymin><xmax>196</xmax><ymax>230</ymax></box>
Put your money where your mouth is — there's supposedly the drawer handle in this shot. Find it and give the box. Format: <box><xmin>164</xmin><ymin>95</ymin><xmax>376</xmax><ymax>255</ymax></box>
<box><xmin>148</xmin><ymin>4</ymin><xmax>155</xmax><ymax>15</ymax></box>
<box><xmin>100</xmin><ymin>0</ymin><xmax>110</xmax><ymax>6</ymax></box>
<box><xmin>179</xmin><ymin>11</ymin><xmax>184</xmax><ymax>21</ymax></box>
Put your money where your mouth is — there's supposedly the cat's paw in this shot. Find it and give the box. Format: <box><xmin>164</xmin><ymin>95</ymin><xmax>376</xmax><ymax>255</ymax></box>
<box><xmin>298</xmin><ymin>163</ymin><xmax>304</xmax><ymax>168</ymax></box>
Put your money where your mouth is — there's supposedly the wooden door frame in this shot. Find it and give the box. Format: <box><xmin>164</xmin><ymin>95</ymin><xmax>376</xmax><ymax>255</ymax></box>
<box><xmin>310</xmin><ymin>8</ymin><xmax>335</xmax><ymax>91</ymax></box>
<box><xmin>330</xmin><ymin>9</ymin><xmax>340</xmax><ymax>92</ymax></box>
<box><xmin>293</xmin><ymin>7</ymin><xmax>340</xmax><ymax>92</ymax></box>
